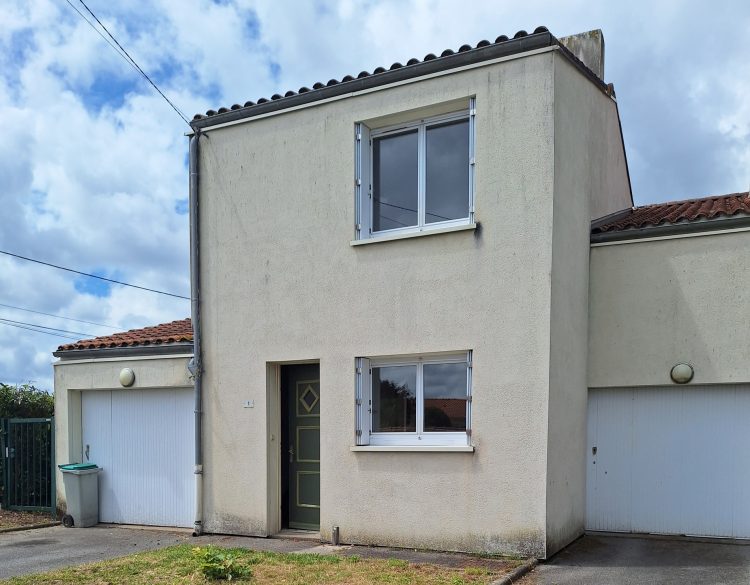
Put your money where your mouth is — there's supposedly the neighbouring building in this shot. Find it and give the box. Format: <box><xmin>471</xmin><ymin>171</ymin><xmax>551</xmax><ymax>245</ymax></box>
<box><xmin>54</xmin><ymin>27</ymin><xmax>750</xmax><ymax>558</ymax></box>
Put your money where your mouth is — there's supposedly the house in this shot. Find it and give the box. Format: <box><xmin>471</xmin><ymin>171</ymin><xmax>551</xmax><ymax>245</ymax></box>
<box><xmin>53</xmin><ymin>27</ymin><xmax>750</xmax><ymax>558</ymax></box>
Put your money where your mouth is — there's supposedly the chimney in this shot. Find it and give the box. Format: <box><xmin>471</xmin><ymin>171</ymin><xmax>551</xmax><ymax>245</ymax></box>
<box><xmin>559</xmin><ymin>29</ymin><xmax>605</xmax><ymax>79</ymax></box>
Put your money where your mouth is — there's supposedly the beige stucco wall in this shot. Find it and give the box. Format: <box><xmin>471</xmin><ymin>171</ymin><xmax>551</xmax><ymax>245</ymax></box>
<box><xmin>53</xmin><ymin>354</ymin><xmax>192</xmax><ymax>511</ymax></box>
<box><xmin>589</xmin><ymin>231</ymin><xmax>750</xmax><ymax>388</ymax></box>
<box><xmin>199</xmin><ymin>50</ymin><xmax>556</xmax><ymax>557</ymax></box>
<box><xmin>545</xmin><ymin>55</ymin><xmax>630</xmax><ymax>553</ymax></box>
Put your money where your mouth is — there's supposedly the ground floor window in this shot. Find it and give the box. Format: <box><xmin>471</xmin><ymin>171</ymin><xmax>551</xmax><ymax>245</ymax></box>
<box><xmin>355</xmin><ymin>351</ymin><xmax>472</xmax><ymax>446</ymax></box>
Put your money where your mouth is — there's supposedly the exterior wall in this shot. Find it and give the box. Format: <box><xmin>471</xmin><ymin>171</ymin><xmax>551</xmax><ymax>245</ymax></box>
<box><xmin>586</xmin><ymin>105</ymin><xmax>631</xmax><ymax>219</ymax></box>
<box><xmin>544</xmin><ymin>54</ymin><xmax>630</xmax><ymax>554</ymax></box>
<box><xmin>199</xmin><ymin>51</ymin><xmax>557</xmax><ymax>556</ymax></box>
<box><xmin>589</xmin><ymin>230</ymin><xmax>750</xmax><ymax>388</ymax></box>
<box><xmin>53</xmin><ymin>354</ymin><xmax>193</xmax><ymax>512</ymax></box>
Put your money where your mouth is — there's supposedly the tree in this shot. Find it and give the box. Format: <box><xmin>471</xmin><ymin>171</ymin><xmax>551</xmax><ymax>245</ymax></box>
<box><xmin>0</xmin><ymin>383</ymin><xmax>54</xmax><ymax>419</ymax></box>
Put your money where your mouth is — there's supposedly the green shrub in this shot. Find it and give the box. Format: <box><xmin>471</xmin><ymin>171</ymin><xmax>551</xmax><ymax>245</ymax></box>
<box><xmin>0</xmin><ymin>382</ymin><xmax>53</xmax><ymax>418</ymax></box>
<box><xmin>192</xmin><ymin>546</ymin><xmax>252</xmax><ymax>581</ymax></box>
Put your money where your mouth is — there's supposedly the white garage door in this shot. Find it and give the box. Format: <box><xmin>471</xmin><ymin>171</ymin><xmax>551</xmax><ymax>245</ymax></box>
<box><xmin>586</xmin><ymin>386</ymin><xmax>750</xmax><ymax>538</ymax></box>
<box><xmin>82</xmin><ymin>388</ymin><xmax>194</xmax><ymax>527</ymax></box>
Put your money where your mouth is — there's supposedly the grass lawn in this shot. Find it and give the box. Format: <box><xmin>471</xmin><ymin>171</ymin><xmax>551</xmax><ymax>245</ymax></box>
<box><xmin>1</xmin><ymin>544</ymin><xmax>514</xmax><ymax>584</ymax></box>
<box><xmin>0</xmin><ymin>509</ymin><xmax>54</xmax><ymax>530</ymax></box>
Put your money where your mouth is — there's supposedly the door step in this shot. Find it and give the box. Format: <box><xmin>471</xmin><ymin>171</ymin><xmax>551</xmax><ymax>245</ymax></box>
<box><xmin>274</xmin><ymin>528</ymin><xmax>321</xmax><ymax>542</ymax></box>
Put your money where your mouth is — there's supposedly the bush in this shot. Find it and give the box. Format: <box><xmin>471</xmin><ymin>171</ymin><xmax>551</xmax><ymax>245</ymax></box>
<box><xmin>192</xmin><ymin>546</ymin><xmax>252</xmax><ymax>581</ymax></box>
<box><xmin>0</xmin><ymin>383</ymin><xmax>54</xmax><ymax>419</ymax></box>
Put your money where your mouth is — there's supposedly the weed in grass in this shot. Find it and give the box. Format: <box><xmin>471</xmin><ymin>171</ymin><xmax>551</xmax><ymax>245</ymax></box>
<box><xmin>193</xmin><ymin>545</ymin><xmax>252</xmax><ymax>580</ymax></box>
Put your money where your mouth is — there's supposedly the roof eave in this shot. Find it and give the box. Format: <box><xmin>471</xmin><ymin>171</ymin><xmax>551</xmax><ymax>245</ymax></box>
<box><xmin>190</xmin><ymin>31</ymin><xmax>608</xmax><ymax>131</ymax></box>
<box><xmin>590</xmin><ymin>215</ymin><xmax>750</xmax><ymax>244</ymax></box>
<box><xmin>53</xmin><ymin>342</ymin><xmax>194</xmax><ymax>360</ymax></box>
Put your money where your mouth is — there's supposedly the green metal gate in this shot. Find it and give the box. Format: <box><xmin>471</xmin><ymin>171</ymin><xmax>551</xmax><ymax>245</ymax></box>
<box><xmin>1</xmin><ymin>417</ymin><xmax>56</xmax><ymax>517</ymax></box>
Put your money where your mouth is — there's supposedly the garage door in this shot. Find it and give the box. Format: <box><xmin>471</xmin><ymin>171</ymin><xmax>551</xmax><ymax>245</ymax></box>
<box><xmin>82</xmin><ymin>388</ymin><xmax>194</xmax><ymax>527</ymax></box>
<box><xmin>586</xmin><ymin>386</ymin><xmax>750</xmax><ymax>538</ymax></box>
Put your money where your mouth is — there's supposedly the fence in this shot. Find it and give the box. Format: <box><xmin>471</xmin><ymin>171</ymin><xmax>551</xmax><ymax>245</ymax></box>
<box><xmin>0</xmin><ymin>417</ymin><xmax>56</xmax><ymax>517</ymax></box>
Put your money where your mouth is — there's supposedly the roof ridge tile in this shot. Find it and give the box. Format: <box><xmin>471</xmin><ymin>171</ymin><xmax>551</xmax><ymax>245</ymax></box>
<box><xmin>192</xmin><ymin>27</ymin><xmax>552</xmax><ymax>122</ymax></box>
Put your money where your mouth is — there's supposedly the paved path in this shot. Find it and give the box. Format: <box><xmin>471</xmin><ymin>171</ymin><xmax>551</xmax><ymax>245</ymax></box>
<box><xmin>527</xmin><ymin>534</ymin><xmax>750</xmax><ymax>585</ymax></box>
<box><xmin>0</xmin><ymin>525</ymin><xmax>190</xmax><ymax>579</ymax></box>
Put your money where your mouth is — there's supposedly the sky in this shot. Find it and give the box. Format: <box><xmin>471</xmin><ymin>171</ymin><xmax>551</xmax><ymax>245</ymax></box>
<box><xmin>1</xmin><ymin>0</ymin><xmax>749</xmax><ymax>391</ymax></box>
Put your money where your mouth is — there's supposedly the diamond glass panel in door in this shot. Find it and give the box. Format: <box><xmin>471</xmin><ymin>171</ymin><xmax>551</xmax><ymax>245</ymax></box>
<box><xmin>423</xmin><ymin>362</ymin><xmax>468</xmax><ymax>432</ymax></box>
<box><xmin>371</xmin><ymin>365</ymin><xmax>417</xmax><ymax>432</ymax></box>
<box><xmin>372</xmin><ymin>129</ymin><xmax>418</xmax><ymax>231</ymax></box>
<box><xmin>425</xmin><ymin>119</ymin><xmax>470</xmax><ymax>224</ymax></box>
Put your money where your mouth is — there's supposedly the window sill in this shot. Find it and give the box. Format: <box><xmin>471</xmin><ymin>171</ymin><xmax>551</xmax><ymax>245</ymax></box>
<box><xmin>351</xmin><ymin>223</ymin><xmax>477</xmax><ymax>246</ymax></box>
<box><xmin>350</xmin><ymin>445</ymin><xmax>475</xmax><ymax>453</ymax></box>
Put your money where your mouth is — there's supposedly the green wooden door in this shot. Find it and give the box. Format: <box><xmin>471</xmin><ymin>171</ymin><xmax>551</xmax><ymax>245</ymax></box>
<box><xmin>285</xmin><ymin>366</ymin><xmax>320</xmax><ymax>530</ymax></box>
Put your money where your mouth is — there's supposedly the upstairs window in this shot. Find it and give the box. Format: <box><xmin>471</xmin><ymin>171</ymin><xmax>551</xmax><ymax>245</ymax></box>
<box><xmin>355</xmin><ymin>100</ymin><xmax>475</xmax><ymax>240</ymax></box>
<box><xmin>355</xmin><ymin>352</ymin><xmax>473</xmax><ymax>447</ymax></box>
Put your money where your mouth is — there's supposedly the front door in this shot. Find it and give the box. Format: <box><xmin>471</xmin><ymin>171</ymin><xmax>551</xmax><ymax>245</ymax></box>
<box><xmin>281</xmin><ymin>364</ymin><xmax>320</xmax><ymax>531</ymax></box>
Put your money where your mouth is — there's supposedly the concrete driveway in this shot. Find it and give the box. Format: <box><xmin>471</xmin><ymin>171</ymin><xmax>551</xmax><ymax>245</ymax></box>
<box><xmin>0</xmin><ymin>525</ymin><xmax>190</xmax><ymax>579</ymax></box>
<box><xmin>528</xmin><ymin>534</ymin><xmax>750</xmax><ymax>585</ymax></box>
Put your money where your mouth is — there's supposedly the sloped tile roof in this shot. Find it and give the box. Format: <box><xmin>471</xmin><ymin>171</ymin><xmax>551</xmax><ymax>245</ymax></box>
<box><xmin>191</xmin><ymin>27</ymin><xmax>608</xmax><ymax>130</ymax></box>
<box><xmin>57</xmin><ymin>318</ymin><xmax>192</xmax><ymax>351</ymax></box>
<box><xmin>193</xmin><ymin>27</ymin><xmax>551</xmax><ymax>123</ymax></box>
<box><xmin>593</xmin><ymin>192</ymin><xmax>750</xmax><ymax>233</ymax></box>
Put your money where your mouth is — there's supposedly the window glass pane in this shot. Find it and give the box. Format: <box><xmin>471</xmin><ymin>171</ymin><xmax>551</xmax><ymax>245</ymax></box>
<box><xmin>373</xmin><ymin>130</ymin><xmax>418</xmax><ymax>231</ymax></box>
<box><xmin>372</xmin><ymin>365</ymin><xmax>417</xmax><ymax>432</ymax></box>
<box><xmin>423</xmin><ymin>362</ymin><xmax>468</xmax><ymax>432</ymax></box>
<box><xmin>425</xmin><ymin>119</ymin><xmax>470</xmax><ymax>224</ymax></box>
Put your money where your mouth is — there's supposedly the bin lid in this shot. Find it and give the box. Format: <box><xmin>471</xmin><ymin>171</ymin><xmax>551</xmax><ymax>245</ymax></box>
<box><xmin>58</xmin><ymin>462</ymin><xmax>98</xmax><ymax>471</ymax></box>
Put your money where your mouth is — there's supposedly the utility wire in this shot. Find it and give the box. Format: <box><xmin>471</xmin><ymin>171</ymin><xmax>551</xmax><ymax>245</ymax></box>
<box><xmin>0</xmin><ymin>302</ymin><xmax>119</xmax><ymax>330</ymax></box>
<box><xmin>0</xmin><ymin>250</ymin><xmax>190</xmax><ymax>300</ymax></box>
<box><xmin>62</xmin><ymin>0</ymin><xmax>191</xmax><ymax>126</ymax></box>
<box><xmin>0</xmin><ymin>320</ymin><xmax>82</xmax><ymax>341</ymax></box>
<box><xmin>0</xmin><ymin>317</ymin><xmax>93</xmax><ymax>338</ymax></box>
<box><xmin>76</xmin><ymin>0</ymin><xmax>191</xmax><ymax>125</ymax></box>
<box><xmin>62</xmin><ymin>0</ymin><xmax>133</xmax><ymax>66</ymax></box>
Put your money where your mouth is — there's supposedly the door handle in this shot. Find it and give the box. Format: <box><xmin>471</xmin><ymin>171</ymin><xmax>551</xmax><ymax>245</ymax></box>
<box><xmin>85</xmin><ymin>444</ymin><xmax>90</xmax><ymax>461</ymax></box>
<box><xmin>288</xmin><ymin>446</ymin><xmax>294</xmax><ymax>463</ymax></box>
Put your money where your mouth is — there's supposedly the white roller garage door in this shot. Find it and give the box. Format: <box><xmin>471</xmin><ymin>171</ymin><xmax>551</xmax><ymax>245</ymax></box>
<box><xmin>586</xmin><ymin>386</ymin><xmax>750</xmax><ymax>538</ymax></box>
<box><xmin>82</xmin><ymin>388</ymin><xmax>194</xmax><ymax>527</ymax></box>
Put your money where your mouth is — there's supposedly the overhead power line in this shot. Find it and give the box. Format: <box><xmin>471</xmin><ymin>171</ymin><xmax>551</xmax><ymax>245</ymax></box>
<box><xmin>61</xmin><ymin>0</ymin><xmax>191</xmax><ymax>126</ymax></box>
<box><xmin>0</xmin><ymin>320</ymin><xmax>82</xmax><ymax>341</ymax></box>
<box><xmin>0</xmin><ymin>317</ymin><xmax>93</xmax><ymax>338</ymax></box>
<box><xmin>0</xmin><ymin>250</ymin><xmax>190</xmax><ymax>300</ymax></box>
<box><xmin>0</xmin><ymin>302</ymin><xmax>119</xmax><ymax>330</ymax></box>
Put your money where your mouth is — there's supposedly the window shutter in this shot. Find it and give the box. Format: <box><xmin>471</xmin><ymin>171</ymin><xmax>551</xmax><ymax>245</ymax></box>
<box><xmin>354</xmin><ymin>123</ymin><xmax>372</xmax><ymax>239</ymax></box>
<box><xmin>468</xmin><ymin>98</ymin><xmax>476</xmax><ymax>223</ymax></box>
<box><xmin>466</xmin><ymin>350</ymin><xmax>473</xmax><ymax>445</ymax></box>
<box><xmin>355</xmin><ymin>357</ymin><xmax>371</xmax><ymax>445</ymax></box>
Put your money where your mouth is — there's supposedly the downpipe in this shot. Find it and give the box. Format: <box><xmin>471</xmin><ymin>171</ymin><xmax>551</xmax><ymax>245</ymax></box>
<box><xmin>189</xmin><ymin>131</ymin><xmax>204</xmax><ymax>537</ymax></box>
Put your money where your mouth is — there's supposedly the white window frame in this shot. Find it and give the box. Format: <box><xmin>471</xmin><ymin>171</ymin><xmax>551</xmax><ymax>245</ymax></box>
<box><xmin>354</xmin><ymin>98</ymin><xmax>476</xmax><ymax>240</ymax></box>
<box><xmin>355</xmin><ymin>351</ymin><xmax>472</xmax><ymax>447</ymax></box>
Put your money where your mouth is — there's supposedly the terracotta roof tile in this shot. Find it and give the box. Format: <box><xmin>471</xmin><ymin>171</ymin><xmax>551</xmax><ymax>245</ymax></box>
<box><xmin>593</xmin><ymin>192</ymin><xmax>750</xmax><ymax>233</ymax></box>
<box><xmin>57</xmin><ymin>318</ymin><xmax>192</xmax><ymax>352</ymax></box>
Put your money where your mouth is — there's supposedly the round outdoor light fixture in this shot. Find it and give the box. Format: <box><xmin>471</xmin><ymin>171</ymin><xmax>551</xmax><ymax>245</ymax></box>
<box><xmin>119</xmin><ymin>368</ymin><xmax>136</xmax><ymax>387</ymax></box>
<box><xmin>670</xmin><ymin>363</ymin><xmax>694</xmax><ymax>384</ymax></box>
